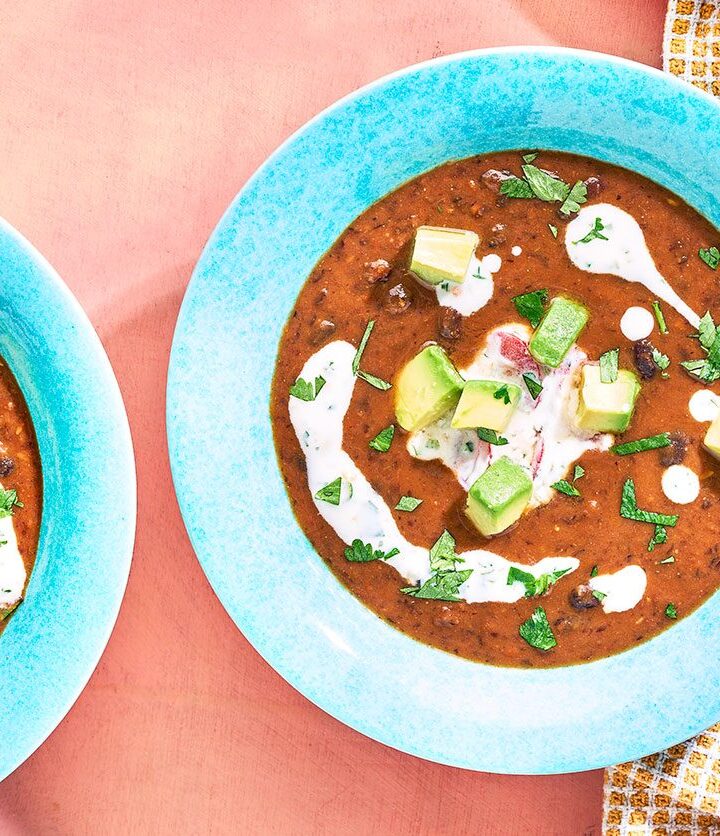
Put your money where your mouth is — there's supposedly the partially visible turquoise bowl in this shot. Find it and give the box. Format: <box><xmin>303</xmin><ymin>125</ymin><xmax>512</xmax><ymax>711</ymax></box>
<box><xmin>0</xmin><ymin>220</ymin><xmax>135</xmax><ymax>780</ymax></box>
<box><xmin>167</xmin><ymin>48</ymin><xmax>720</xmax><ymax>773</ymax></box>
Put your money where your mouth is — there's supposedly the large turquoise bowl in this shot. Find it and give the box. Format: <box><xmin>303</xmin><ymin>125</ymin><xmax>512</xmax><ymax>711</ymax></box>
<box><xmin>167</xmin><ymin>48</ymin><xmax>720</xmax><ymax>773</ymax></box>
<box><xmin>0</xmin><ymin>220</ymin><xmax>135</xmax><ymax>780</ymax></box>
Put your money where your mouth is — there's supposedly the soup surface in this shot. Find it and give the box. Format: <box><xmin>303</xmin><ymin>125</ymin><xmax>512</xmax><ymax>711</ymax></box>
<box><xmin>0</xmin><ymin>358</ymin><xmax>42</xmax><ymax>631</ymax></box>
<box><xmin>271</xmin><ymin>151</ymin><xmax>720</xmax><ymax>667</ymax></box>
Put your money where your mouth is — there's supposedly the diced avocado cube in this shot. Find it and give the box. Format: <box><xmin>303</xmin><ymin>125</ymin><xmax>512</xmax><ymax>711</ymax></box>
<box><xmin>703</xmin><ymin>414</ymin><xmax>720</xmax><ymax>460</ymax></box>
<box><xmin>394</xmin><ymin>345</ymin><xmax>464</xmax><ymax>431</ymax></box>
<box><xmin>466</xmin><ymin>457</ymin><xmax>533</xmax><ymax>536</ymax></box>
<box><xmin>409</xmin><ymin>226</ymin><xmax>479</xmax><ymax>286</ymax></box>
<box><xmin>451</xmin><ymin>380</ymin><xmax>521</xmax><ymax>432</ymax></box>
<box><xmin>574</xmin><ymin>363</ymin><xmax>640</xmax><ymax>433</ymax></box>
<box><xmin>529</xmin><ymin>296</ymin><xmax>589</xmax><ymax>367</ymax></box>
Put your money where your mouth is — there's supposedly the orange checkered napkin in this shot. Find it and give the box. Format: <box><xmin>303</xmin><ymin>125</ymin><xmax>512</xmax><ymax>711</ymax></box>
<box><xmin>604</xmin><ymin>723</ymin><xmax>720</xmax><ymax>833</ymax></box>
<box><xmin>664</xmin><ymin>0</ymin><xmax>720</xmax><ymax>95</ymax></box>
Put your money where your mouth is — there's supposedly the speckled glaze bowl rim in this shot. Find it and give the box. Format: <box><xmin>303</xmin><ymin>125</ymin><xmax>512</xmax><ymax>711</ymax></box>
<box><xmin>0</xmin><ymin>218</ymin><xmax>136</xmax><ymax>781</ymax></box>
<box><xmin>167</xmin><ymin>47</ymin><xmax>720</xmax><ymax>774</ymax></box>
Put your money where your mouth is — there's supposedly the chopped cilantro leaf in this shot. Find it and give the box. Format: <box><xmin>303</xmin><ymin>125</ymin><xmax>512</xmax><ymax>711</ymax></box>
<box><xmin>522</xmin><ymin>152</ymin><xmax>538</xmax><ymax>163</ymax></box>
<box><xmin>665</xmin><ymin>602</ymin><xmax>678</xmax><ymax>619</ymax></box>
<box><xmin>599</xmin><ymin>348</ymin><xmax>619</xmax><ymax>383</ymax></box>
<box><xmin>426</xmin><ymin>438</ymin><xmax>440</xmax><ymax>450</ymax></box>
<box><xmin>620</xmin><ymin>478</ymin><xmax>679</xmax><ymax>527</ymax></box>
<box><xmin>401</xmin><ymin>569</ymin><xmax>473</xmax><ymax>602</ymax></box>
<box><xmin>352</xmin><ymin>320</ymin><xmax>375</xmax><ymax>374</ymax></box>
<box><xmin>344</xmin><ymin>539</ymin><xmax>399</xmax><ymax>562</ymax></box>
<box><xmin>699</xmin><ymin>246</ymin><xmax>720</xmax><ymax>270</ymax></box>
<box><xmin>289</xmin><ymin>375</ymin><xmax>326</xmax><ymax>401</ymax></box>
<box><xmin>573</xmin><ymin>216</ymin><xmax>608</xmax><ymax>245</ymax></box>
<box><xmin>652</xmin><ymin>301</ymin><xmax>668</xmax><ymax>334</ymax></box>
<box><xmin>551</xmin><ymin>480</ymin><xmax>581</xmax><ymax>497</ymax></box>
<box><xmin>500</xmin><ymin>177</ymin><xmax>535</xmax><ymax>199</ymax></box>
<box><xmin>592</xmin><ymin>590</ymin><xmax>607</xmax><ymax>602</ymax></box>
<box><xmin>652</xmin><ymin>348</ymin><xmax>670</xmax><ymax>377</ymax></box>
<box><xmin>0</xmin><ymin>600</ymin><xmax>20</xmax><ymax>621</ymax></box>
<box><xmin>368</xmin><ymin>425</ymin><xmax>394</xmax><ymax>452</ymax></box>
<box><xmin>507</xmin><ymin>566</ymin><xmax>570</xmax><ymax>597</ymax></box>
<box><xmin>559</xmin><ymin>180</ymin><xmax>588</xmax><ymax>216</ymax></box>
<box><xmin>357</xmin><ymin>370</ymin><xmax>392</xmax><ymax>390</ymax></box>
<box><xmin>395</xmin><ymin>496</ymin><xmax>422</xmax><ymax>512</ymax></box>
<box><xmin>0</xmin><ymin>489</ymin><xmax>22</xmax><ymax>518</ymax></box>
<box><xmin>315</xmin><ymin>477</ymin><xmax>343</xmax><ymax>506</ymax></box>
<box><xmin>698</xmin><ymin>312</ymin><xmax>717</xmax><ymax>350</ymax></box>
<box><xmin>611</xmin><ymin>433</ymin><xmax>671</xmax><ymax>455</ymax></box>
<box><xmin>573</xmin><ymin>464</ymin><xmax>585</xmax><ymax>482</ymax></box>
<box><xmin>493</xmin><ymin>384</ymin><xmax>511</xmax><ymax>404</ymax></box>
<box><xmin>659</xmin><ymin>555</ymin><xmax>676</xmax><ymax>564</ymax></box>
<box><xmin>519</xmin><ymin>606</ymin><xmax>557</xmax><ymax>651</ymax></box>
<box><xmin>647</xmin><ymin>525</ymin><xmax>667</xmax><ymax>552</ymax></box>
<box><xmin>429</xmin><ymin>530</ymin><xmax>460</xmax><ymax>573</ymax></box>
<box><xmin>512</xmin><ymin>289</ymin><xmax>548</xmax><ymax>327</ymax></box>
<box><xmin>590</xmin><ymin>565</ymin><xmax>599</xmax><ymax>577</ymax></box>
<box><xmin>522</xmin><ymin>164</ymin><xmax>570</xmax><ymax>203</ymax></box>
<box><xmin>522</xmin><ymin>373</ymin><xmax>543</xmax><ymax>399</ymax></box>
<box><xmin>548</xmin><ymin>224</ymin><xmax>558</xmax><ymax>239</ymax></box>
<box><xmin>476</xmin><ymin>427</ymin><xmax>509</xmax><ymax>446</ymax></box>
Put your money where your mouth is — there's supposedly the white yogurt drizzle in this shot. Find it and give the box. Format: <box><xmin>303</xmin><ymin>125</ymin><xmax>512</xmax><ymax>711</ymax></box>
<box><xmin>689</xmin><ymin>389</ymin><xmax>720</xmax><ymax>423</ymax></box>
<box><xmin>589</xmin><ymin>565</ymin><xmax>647</xmax><ymax>614</ymax></box>
<box><xmin>0</xmin><ymin>512</ymin><xmax>26</xmax><ymax>610</ymax></box>
<box><xmin>620</xmin><ymin>306</ymin><xmax>654</xmax><ymax>341</ymax></box>
<box><xmin>662</xmin><ymin>465</ymin><xmax>700</xmax><ymax>505</ymax></box>
<box><xmin>288</xmin><ymin>341</ymin><xmax>579</xmax><ymax>603</ymax></box>
<box><xmin>408</xmin><ymin>323</ymin><xmax>613</xmax><ymax>505</ymax></box>
<box><xmin>434</xmin><ymin>253</ymin><xmax>501</xmax><ymax>316</ymax></box>
<box><xmin>565</xmin><ymin>204</ymin><xmax>700</xmax><ymax>329</ymax></box>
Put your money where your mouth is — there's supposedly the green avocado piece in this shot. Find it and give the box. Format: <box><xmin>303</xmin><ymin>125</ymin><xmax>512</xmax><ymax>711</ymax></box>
<box><xmin>704</xmin><ymin>414</ymin><xmax>720</xmax><ymax>459</ymax></box>
<box><xmin>529</xmin><ymin>296</ymin><xmax>589</xmax><ymax>367</ymax></box>
<box><xmin>394</xmin><ymin>345</ymin><xmax>464</xmax><ymax>431</ymax></box>
<box><xmin>451</xmin><ymin>380</ymin><xmax>522</xmax><ymax>432</ymax></box>
<box><xmin>575</xmin><ymin>364</ymin><xmax>640</xmax><ymax>433</ymax></box>
<box><xmin>465</xmin><ymin>457</ymin><xmax>533</xmax><ymax>537</ymax></box>
<box><xmin>409</xmin><ymin>226</ymin><xmax>479</xmax><ymax>285</ymax></box>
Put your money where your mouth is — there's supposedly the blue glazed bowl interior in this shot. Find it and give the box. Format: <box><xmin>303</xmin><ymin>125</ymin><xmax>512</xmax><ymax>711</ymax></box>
<box><xmin>0</xmin><ymin>220</ymin><xmax>135</xmax><ymax>780</ymax></box>
<box><xmin>168</xmin><ymin>48</ymin><xmax>720</xmax><ymax>774</ymax></box>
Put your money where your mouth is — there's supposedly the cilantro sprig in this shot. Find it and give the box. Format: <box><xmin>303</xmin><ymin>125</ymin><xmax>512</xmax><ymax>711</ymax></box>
<box><xmin>352</xmin><ymin>320</ymin><xmax>392</xmax><ymax>390</ymax></box>
<box><xmin>620</xmin><ymin>478</ymin><xmax>679</xmax><ymax>527</ymax></box>
<box><xmin>369</xmin><ymin>425</ymin><xmax>394</xmax><ymax>452</ymax></box>
<box><xmin>681</xmin><ymin>311</ymin><xmax>720</xmax><ymax>384</ymax></box>
<box><xmin>344</xmin><ymin>540</ymin><xmax>399</xmax><ymax>562</ymax></box>
<box><xmin>290</xmin><ymin>375</ymin><xmax>326</xmax><ymax>402</ymax></box>
<box><xmin>499</xmin><ymin>164</ymin><xmax>587</xmax><ymax>216</ymax></box>
<box><xmin>476</xmin><ymin>428</ymin><xmax>509</xmax><ymax>446</ymax></box>
<box><xmin>507</xmin><ymin>566</ymin><xmax>570</xmax><ymax>597</ymax></box>
<box><xmin>611</xmin><ymin>433</ymin><xmax>671</xmax><ymax>456</ymax></box>
<box><xmin>573</xmin><ymin>217</ymin><xmax>608</xmax><ymax>245</ymax></box>
<box><xmin>402</xmin><ymin>530</ymin><xmax>473</xmax><ymax>602</ymax></box>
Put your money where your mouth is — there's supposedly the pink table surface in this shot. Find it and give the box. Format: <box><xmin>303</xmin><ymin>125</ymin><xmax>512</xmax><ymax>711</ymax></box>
<box><xmin>0</xmin><ymin>1</ymin><xmax>668</xmax><ymax>833</ymax></box>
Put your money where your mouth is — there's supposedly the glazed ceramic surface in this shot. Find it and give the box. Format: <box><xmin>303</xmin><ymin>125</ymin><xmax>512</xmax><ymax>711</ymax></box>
<box><xmin>167</xmin><ymin>48</ymin><xmax>720</xmax><ymax>773</ymax></box>
<box><xmin>0</xmin><ymin>220</ymin><xmax>135</xmax><ymax>780</ymax></box>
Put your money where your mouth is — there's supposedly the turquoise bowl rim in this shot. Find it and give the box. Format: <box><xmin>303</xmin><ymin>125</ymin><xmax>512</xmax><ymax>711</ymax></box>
<box><xmin>0</xmin><ymin>218</ymin><xmax>136</xmax><ymax>781</ymax></box>
<box><xmin>167</xmin><ymin>47</ymin><xmax>720</xmax><ymax>774</ymax></box>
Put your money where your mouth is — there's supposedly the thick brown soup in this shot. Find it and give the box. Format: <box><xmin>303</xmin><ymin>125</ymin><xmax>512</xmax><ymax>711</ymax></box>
<box><xmin>0</xmin><ymin>358</ymin><xmax>42</xmax><ymax>631</ymax></box>
<box><xmin>271</xmin><ymin>151</ymin><xmax>720</xmax><ymax>667</ymax></box>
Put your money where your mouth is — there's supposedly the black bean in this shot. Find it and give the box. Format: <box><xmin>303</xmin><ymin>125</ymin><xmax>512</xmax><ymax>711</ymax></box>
<box><xmin>569</xmin><ymin>584</ymin><xmax>600</xmax><ymax>610</ymax></box>
<box><xmin>632</xmin><ymin>339</ymin><xmax>656</xmax><ymax>380</ymax></box>
<box><xmin>0</xmin><ymin>458</ymin><xmax>14</xmax><ymax>478</ymax></box>
<box><xmin>308</xmin><ymin>319</ymin><xmax>336</xmax><ymax>346</ymax></box>
<box><xmin>481</xmin><ymin>168</ymin><xmax>512</xmax><ymax>193</ymax></box>
<box><xmin>364</xmin><ymin>259</ymin><xmax>392</xmax><ymax>284</ymax></box>
<box><xmin>583</xmin><ymin>176</ymin><xmax>604</xmax><ymax>198</ymax></box>
<box><xmin>660</xmin><ymin>431</ymin><xmax>690</xmax><ymax>467</ymax></box>
<box><xmin>383</xmin><ymin>282</ymin><xmax>413</xmax><ymax>315</ymax></box>
<box><xmin>438</xmin><ymin>308</ymin><xmax>462</xmax><ymax>340</ymax></box>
